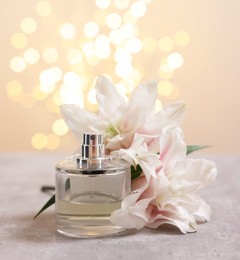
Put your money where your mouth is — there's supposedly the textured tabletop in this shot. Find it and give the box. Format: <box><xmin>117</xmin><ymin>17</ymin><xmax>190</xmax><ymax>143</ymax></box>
<box><xmin>0</xmin><ymin>153</ymin><xmax>239</xmax><ymax>260</ymax></box>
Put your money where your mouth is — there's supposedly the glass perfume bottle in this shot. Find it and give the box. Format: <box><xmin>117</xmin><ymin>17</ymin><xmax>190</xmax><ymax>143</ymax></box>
<box><xmin>55</xmin><ymin>133</ymin><xmax>131</xmax><ymax>238</ymax></box>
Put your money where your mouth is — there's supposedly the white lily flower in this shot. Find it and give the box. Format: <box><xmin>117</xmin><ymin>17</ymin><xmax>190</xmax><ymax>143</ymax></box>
<box><xmin>61</xmin><ymin>75</ymin><xmax>186</xmax><ymax>153</ymax></box>
<box><xmin>115</xmin><ymin>133</ymin><xmax>160</xmax><ymax>168</ymax></box>
<box><xmin>110</xmin><ymin>124</ymin><xmax>217</xmax><ymax>233</ymax></box>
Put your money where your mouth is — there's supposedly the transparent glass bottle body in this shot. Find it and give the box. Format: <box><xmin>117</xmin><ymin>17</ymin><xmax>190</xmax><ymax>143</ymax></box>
<box><xmin>55</xmin><ymin>158</ymin><xmax>131</xmax><ymax>238</ymax></box>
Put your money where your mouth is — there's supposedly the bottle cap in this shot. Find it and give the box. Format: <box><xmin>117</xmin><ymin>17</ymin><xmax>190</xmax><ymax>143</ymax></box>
<box><xmin>82</xmin><ymin>133</ymin><xmax>105</xmax><ymax>159</ymax></box>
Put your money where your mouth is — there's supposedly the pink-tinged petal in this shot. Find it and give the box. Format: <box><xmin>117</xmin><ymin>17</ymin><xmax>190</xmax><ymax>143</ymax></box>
<box><xmin>106</xmin><ymin>131</ymin><xmax>139</xmax><ymax>153</ymax></box>
<box><xmin>120</xmin><ymin>81</ymin><xmax>158</xmax><ymax>133</ymax></box>
<box><xmin>147</xmin><ymin>215</ymin><xmax>197</xmax><ymax>234</ymax></box>
<box><xmin>117</xmin><ymin>147</ymin><xmax>140</xmax><ymax>167</ymax></box>
<box><xmin>112</xmin><ymin>133</ymin><xmax>159</xmax><ymax>167</ymax></box>
<box><xmin>168</xmin><ymin>159</ymin><xmax>217</xmax><ymax>192</ymax></box>
<box><xmin>144</xmin><ymin>136</ymin><xmax>161</xmax><ymax>154</ymax></box>
<box><xmin>105</xmin><ymin>134</ymin><xmax>126</xmax><ymax>153</ymax></box>
<box><xmin>128</xmin><ymin>132</ymin><xmax>161</xmax><ymax>154</ymax></box>
<box><xmin>159</xmin><ymin>124</ymin><xmax>186</xmax><ymax>172</ymax></box>
<box><xmin>139</xmin><ymin>157</ymin><xmax>159</xmax><ymax>179</ymax></box>
<box><xmin>138</xmin><ymin>117</ymin><xmax>172</xmax><ymax>137</ymax></box>
<box><xmin>180</xmin><ymin>193</ymin><xmax>212</xmax><ymax>223</ymax></box>
<box><xmin>192</xmin><ymin>195</ymin><xmax>212</xmax><ymax>223</ymax></box>
<box><xmin>110</xmin><ymin>208</ymin><xmax>146</xmax><ymax>229</ymax></box>
<box><xmin>61</xmin><ymin>104</ymin><xmax>107</xmax><ymax>139</ymax></box>
<box><xmin>110</xmin><ymin>177</ymin><xmax>150</xmax><ymax>229</ymax></box>
<box><xmin>137</xmin><ymin>177</ymin><xmax>156</xmax><ymax>200</ymax></box>
<box><xmin>156</xmin><ymin>101</ymin><xmax>187</xmax><ymax>125</ymax></box>
<box><xmin>147</xmin><ymin>203</ymin><xmax>197</xmax><ymax>233</ymax></box>
<box><xmin>95</xmin><ymin>76</ymin><xmax>127</xmax><ymax>121</ymax></box>
<box><xmin>110</xmin><ymin>154</ymin><xmax>159</xmax><ymax>229</ymax></box>
<box><xmin>137</xmin><ymin>101</ymin><xmax>186</xmax><ymax>137</ymax></box>
<box><xmin>130</xmin><ymin>197</ymin><xmax>155</xmax><ymax>221</ymax></box>
<box><xmin>110</xmin><ymin>133</ymin><xmax>146</xmax><ymax>165</ymax></box>
<box><xmin>111</xmin><ymin>193</ymin><xmax>153</xmax><ymax>229</ymax></box>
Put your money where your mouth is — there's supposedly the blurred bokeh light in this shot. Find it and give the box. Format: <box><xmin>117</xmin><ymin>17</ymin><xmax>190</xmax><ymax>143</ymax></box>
<box><xmin>6</xmin><ymin>0</ymin><xmax>190</xmax><ymax>151</ymax></box>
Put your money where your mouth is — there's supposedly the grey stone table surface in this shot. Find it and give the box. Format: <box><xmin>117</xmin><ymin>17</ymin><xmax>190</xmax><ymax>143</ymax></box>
<box><xmin>0</xmin><ymin>153</ymin><xmax>239</xmax><ymax>260</ymax></box>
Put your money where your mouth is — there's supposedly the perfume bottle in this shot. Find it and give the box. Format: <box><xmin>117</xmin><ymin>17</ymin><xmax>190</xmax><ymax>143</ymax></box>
<box><xmin>55</xmin><ymin>133</ymin><xmax>131</xmax><ymax>238</ymax></box>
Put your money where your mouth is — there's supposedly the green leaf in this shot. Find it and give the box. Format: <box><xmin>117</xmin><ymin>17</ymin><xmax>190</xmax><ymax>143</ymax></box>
<box><xmin>131</xmin><ymin>164</ymin><xmax>142</xmax><ymax>180</ymax></box>
<box><xmin>33</xmin><ymin>194</ymin><xmax>55</xmax><ymax>219</ymax></box>
<box><xmin>187</xmin><ymin>145</ymin><xmax>210</xmax><ymax>155</ymax></box>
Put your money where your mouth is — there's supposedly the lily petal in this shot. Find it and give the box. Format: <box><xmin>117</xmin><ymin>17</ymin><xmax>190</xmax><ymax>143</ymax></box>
<box><xmin>168</xmin><ymin>159</ymin><xmax>217</xmax><ymax>192</ymax></box>
<box><xmin>138</xmin><ymin>116</ymin><xmax>172</xmax><ymax>137</ymax></box>
<box><xmin>157</xmin><ymin>101</ymin><xmax>187</xmax><ymax>125</ymax></box>
<box><xmin>110</xmin><ymin>176</ymin><xmax>149</xmax><ymax>229</ymax></box>
<box><xmin>95</xmin><ymin>76</ymin><xmax>126</xmax><ymax>121</ymax></box>
<box><xmin>116</xmin><ymin>133</ymin><xmax>160</xmax><ymax>168</ymax></box>
<box><xmin>179</xmin><ymin>193</ymin><xmax>212</xmax><ymax>223</ymax></box>
<box><xmin>191</xmin><ymin>194</ymin><xmax>212</xmax><ymax>222</ymax></box>
<box><xmin>110</xmin><ymin>208</ymin><xmax>147</xmax><ymax>229</ymax></box>
<box><xmin>61</xmin><ymin>104</ymin><xmax>107</xmax><ymax>139</ymax></box>
<box><xmin>120</xmin><ymin>81</ymin><xmax>158</xmax><ymax>133</ymax></box>
<box><xmin>147</xmin><ymin>205</ymin><xmax>197</xmax><ymax>233</ymax></box>
<box><xmin>159</xmin><ymin>124</ymin><xmax>187</xmax><ymax>172</ymax></box>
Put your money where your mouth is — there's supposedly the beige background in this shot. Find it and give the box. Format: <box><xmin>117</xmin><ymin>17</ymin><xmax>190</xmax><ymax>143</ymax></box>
<box><xmin>0</xmin><ymin>0</ymin><xmax>240</xmax><ymax>153</ymax></box>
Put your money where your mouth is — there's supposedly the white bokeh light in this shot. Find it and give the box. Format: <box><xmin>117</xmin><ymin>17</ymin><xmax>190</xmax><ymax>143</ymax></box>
<box><xmin>106</xmin><ymin>13</ymin><xmax>122</xmax><ymax>29</ymax></box>
<box><xmin>10</xmin><ymin>57</ymin><xmax>26</xmax><ymax>72</ymax></box>
<box><xmin>84</xmin><ymin>21</ymin><xmax>99</xmax><ymax>38</ymax></box>
<box><xmin>130</xmin><ymin>1</ymin><xmax>147</xmax><ymax>18</ymax></box>
<box><xmin>95</xmin><ymin>0</ymin><xmax>111</xmax><ymax>9</ymax></box>
<box><xmin>167</xmin><ymin>52</ymin><xmax>184</xmax><ymax>69</ymax></box>
<box><xmin>60</xmin><ymin>23</ymin><xmax>76</xmax><ymax>39</ymax></box>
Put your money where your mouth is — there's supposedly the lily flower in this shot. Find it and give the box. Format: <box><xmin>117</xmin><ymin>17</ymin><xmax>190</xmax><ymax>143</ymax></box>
<box><xmin>110</xmin><ymin>124</ymin><xmax>217</xmax><ymax>233</ymax></box>
<box><xmin>61</xmin><ymin>75</ymin><xmax>186</xmax><ymax>153</ymax></box>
